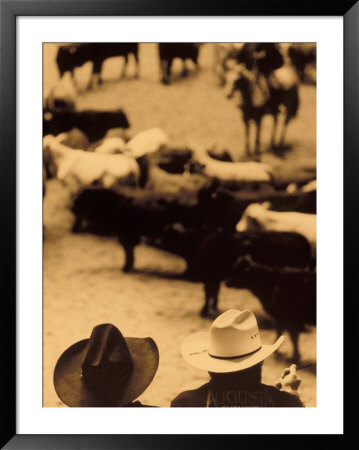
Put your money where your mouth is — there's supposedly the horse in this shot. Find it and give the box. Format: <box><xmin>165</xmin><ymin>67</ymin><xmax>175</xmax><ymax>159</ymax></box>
<box><xmin>224</xmin><ymin>44</ymin><xmax>300</xmax><ymax>157</ymax></box>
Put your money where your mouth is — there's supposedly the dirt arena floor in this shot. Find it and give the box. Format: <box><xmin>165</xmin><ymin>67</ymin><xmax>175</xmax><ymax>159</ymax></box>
<box><xmin>43</xmin><ymin>43</ymin><xmax>317</xmax><ymax>407</ymax></box>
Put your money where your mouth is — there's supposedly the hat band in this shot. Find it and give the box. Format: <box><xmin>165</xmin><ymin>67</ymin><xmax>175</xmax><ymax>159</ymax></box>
<box><xmin>208</xmin><ymin>345</ymin><xmax>262</xmax><ymax>360</ymax></box>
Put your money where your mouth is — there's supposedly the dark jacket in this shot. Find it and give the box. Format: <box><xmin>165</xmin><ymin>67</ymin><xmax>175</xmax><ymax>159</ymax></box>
<box><xmin>171</xmin><ymin>381</ymin><xmax>304</xmax><ymax>407</ymax></box>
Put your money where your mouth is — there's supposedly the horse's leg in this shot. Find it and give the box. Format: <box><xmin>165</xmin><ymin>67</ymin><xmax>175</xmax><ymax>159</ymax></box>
<box><xmin>278</xmin><ymin>112</ymin><xmax>290</xmax><ymax>149</ymax></box>
<box><xmin>278</xmin><ymin>123</ymin><xmax>288</xmax><ymax>149</ymax></box>
<box><xmin>254</xmin><ymin>117</ymin><xmax>262</xmax><ymax>156</ymax></box>
<box><xmin>270</xmin><ymin>114</ymin><xmax>278</xmax><ymax>150</ymax></box>
<box><xmin>244</xmin><ymin>120</ymin><xmax>251</xmax><ymax>156</ymax></box>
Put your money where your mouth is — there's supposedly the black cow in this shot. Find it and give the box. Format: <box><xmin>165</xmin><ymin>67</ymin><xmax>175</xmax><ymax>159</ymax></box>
<box><xmin>143</xmin><ymin>146</ymin><xmax>232</xmax><ymax>175</ymax></box>
<box><xmin>206</xmin><ymin>148</ymin><xmax>233</xmax><ymax>162</ymax></box>
<box><xmin>158</xmin><ymin>43</ymin><xmax>200</xmax><ymax>84</ymax></box>
<box><xmin>43</xmin><ymin>109</ymin><xmax>130</xmax><ymax>142</ymax></box>
<box><xmin>146</xmin><ymin>223</ymin><xmax>210</xmax><ymax>279</ymax></box>
<box><xmin>226</xmin><ymin>257</ymin><xmax>316</xmax><ymax>362</ymax></box>
<box><xmin>56</xmin><ymin>43</ymin><xmax>139</xmax><ymax>88</ymax></box>
<box><xmin>191</xmin><ymin>230</ymin><xmax>312</xmax><ymax>319</ymax></box>
<box><xmin>156</xmin><ymin>148</ymin><xmax>193</xmax><ymax>174</ymax></box>
<box><xmin>266</xmin><ymin>190</ymin><xmax>316</xmax><ymax>214</ymax></box>
<box><xmin>188</xmin><ymin>185</ymin><xmax>316</xmax><ymax>232</ymax></box>
<box><xmin>70</xmin><ymin>184</ymin><xmax>214</xmax><ymax>272</ymax></box>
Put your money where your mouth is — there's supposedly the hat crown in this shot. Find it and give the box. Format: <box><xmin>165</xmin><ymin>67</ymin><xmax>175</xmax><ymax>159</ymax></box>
<box><xmin>208</xmin><ymin>309</ymin><xmax>261</xmax><ymax>358</ymax></box>
<box><xmin>81</xmin><ymin>324</ymin><xmax>133</xmax><ymax>390</ymax></box>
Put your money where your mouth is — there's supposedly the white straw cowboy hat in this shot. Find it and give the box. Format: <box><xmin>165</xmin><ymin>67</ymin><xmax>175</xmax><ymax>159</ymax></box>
<box><xmin>54</xmin><ymin>323</ymin><xmax>159</xmax><ymax>407</ymax></box>
<box><xmin>181</xmin><ymin>309</ymin><xmax>284</xmax><ymax>373</ymax></box>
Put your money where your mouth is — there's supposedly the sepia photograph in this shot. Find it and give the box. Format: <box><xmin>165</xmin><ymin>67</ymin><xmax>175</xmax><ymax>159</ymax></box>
<box><xmin>43</xmin><ymin>42</ymin><xmax>317</xmax><ymax>409</ymax></box>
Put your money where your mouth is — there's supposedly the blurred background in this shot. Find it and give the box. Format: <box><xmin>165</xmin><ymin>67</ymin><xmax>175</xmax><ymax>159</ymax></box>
<box><xmin>43</xmin><ymin>43</ymin><xmax>316</xmax><ymax>407</ymax></box>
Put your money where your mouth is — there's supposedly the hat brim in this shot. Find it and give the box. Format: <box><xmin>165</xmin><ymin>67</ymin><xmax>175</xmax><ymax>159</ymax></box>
<box><xmin>181</xmin><ymin>332</ymin><xmax>284</xmax><ymax>373</ymax></box>
<box><xmin>54</xmin><ymin>337</ymin><xmax>159</xmax><ymax>407</ymax></box>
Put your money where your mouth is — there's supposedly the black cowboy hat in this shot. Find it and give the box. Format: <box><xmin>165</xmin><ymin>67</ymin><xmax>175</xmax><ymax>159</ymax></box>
<box><xmin>53</xmin><ymin>323</ymin><xmax>159</xmax><ymax>407</ymax></box>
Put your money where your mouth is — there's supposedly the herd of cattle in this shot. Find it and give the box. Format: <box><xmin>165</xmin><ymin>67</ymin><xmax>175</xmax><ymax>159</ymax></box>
<box><xmin>53</xmin><ymin>42</ymin><xmax>201</xmax><ymax>92</ymax></box>
<box><xmin>53</xmin><ymin>42</ymin><xmax>316</xmax><ymax>88</ymax></box>
<box><xmin>47</xmin><ymin>42</ymin><xmax>315</xmax><ymax>155</ymax></box>
<box><xmin>43</xmin><ymin>43</ymin><xmax>316</xmax><ymax>362</ymax></box>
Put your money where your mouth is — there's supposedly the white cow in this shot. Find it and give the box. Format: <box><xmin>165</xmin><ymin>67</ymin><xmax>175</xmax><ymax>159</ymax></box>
<box><xmin>191</xmin><ymin>149</ymin><xmax>273</xmax><ymax>183</ymax></box>
<box><xmin>125</xmin><ymin>127</ymin><xmax>170</xmax><ymax>158</ymax></box>
<box><xmin>236</xmin><ymin>202</ymin><xmax>316</xmax><ymax>256</ymax></box>
<box><xmin>43</xmin><ymin>135</ymin><xmax>140</xmax><ymax>193</ymax></box>
<box><xmin>94</xmin><ymin>137</ymin><xmax>128</xmax><ymax>155</ymax></box>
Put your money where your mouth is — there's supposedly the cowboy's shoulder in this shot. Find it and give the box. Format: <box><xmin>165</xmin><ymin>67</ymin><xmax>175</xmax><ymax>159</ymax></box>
<box><xmin>263</xmin><ymin>384</ymin><xmax>305</xmax><ymax>407</ymax></box>
<box><xmin>171</xmin><ymin>383</ymin><xmax>210</xmax><ymax>407</ymax></box>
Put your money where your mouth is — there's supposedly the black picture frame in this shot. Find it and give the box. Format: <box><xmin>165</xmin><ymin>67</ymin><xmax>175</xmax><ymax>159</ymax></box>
<box><xmin>1</xmin><ymin>0</ymin><xmax>356</xmax><ymax>448</ymax></box>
